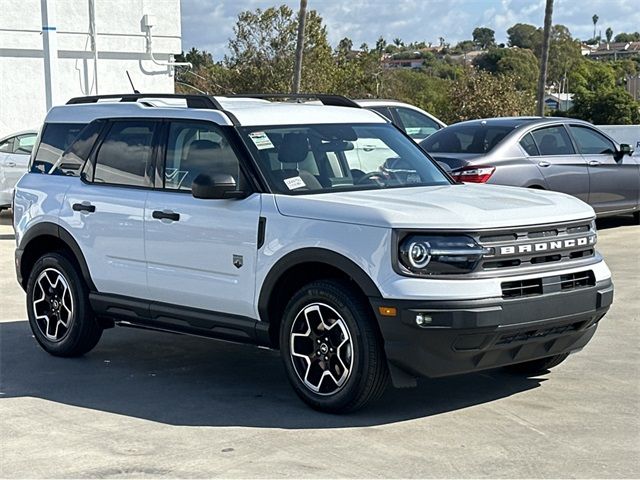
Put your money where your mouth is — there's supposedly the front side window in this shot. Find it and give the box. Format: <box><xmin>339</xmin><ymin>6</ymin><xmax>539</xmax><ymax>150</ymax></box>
<box><xmin>32</xmin><ymin>123</ymin><xmax>87</xmax><ymax>173</ymax></box>
<box><xmin>569</xmin><ymin>125</ymin><xmax>616</xmax><ymax>155</ymax></box>
<box><xmin>241</xmin><ymin>123</ymin><xmax>450</xmax><ymax>195</ymax></box>
<box><xmin>92</xmin><ymin>121</ymin><xmax>157</xmax><ymax>187</ymax></box>
<box><xmin>14</xmin><ymin>134</ymin><xmax>37</xmax><ymax>154</ymax></box>
<box><xmin>0</xmin><ymin>137</ymin><xmax>14</xmax><ymax>153</ymax></box>
<box><xmin>395</xmin><ymin>107</ymin><xmax>440</xmax><ymax>140</ymax></box>
<box><xmin>531</xmin><ymin>126</ymin><xmax>575</xmax><ymax>156</ymax></box>
<box><xmin>164</xmin><ymin>121</ymin><xmax>244</xmax><ymax>191</ymax></box>
<box><xmin>421</xmin><ymin>125</ymin><xmax>514</xmax><ymax>154</ymax></box>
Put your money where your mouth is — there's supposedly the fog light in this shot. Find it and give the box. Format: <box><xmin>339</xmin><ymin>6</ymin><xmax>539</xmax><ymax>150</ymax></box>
<box><xmin>416</xmin><ymin>313</ymin><xmax>432</xmax><ymax>327</ymax></box>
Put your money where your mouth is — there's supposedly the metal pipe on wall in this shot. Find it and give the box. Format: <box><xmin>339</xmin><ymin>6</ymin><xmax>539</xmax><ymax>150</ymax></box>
<box><xmin>88</xmin><ymin>0</ymin><xmax>99</xmax><ymax>94</ymax></box>
<box><xmin>41</xmin><ymin>0</ymin><xmax>59</xmax><ymax>110</ymax></box>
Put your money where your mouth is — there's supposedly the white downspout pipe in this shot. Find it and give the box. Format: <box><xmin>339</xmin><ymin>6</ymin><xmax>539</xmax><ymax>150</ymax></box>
<box><xmin>142</xmin><ymin>15</ymin><xmax>191</xmax><ymax>75</ymax></box>
<box><xmin>41</xmin><ymin>0</ymin><xmax>59</xmax><ymax>110</ymax></box>
<box><xmin>88</xmin><ymin>0</ymin><xmax>99</xmax><ymax>94</ymax></box>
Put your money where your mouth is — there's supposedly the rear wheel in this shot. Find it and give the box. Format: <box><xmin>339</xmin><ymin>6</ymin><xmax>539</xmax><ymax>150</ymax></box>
<box><xmin>280</xmin><ymin>280</ymin><xmax>388</xmax><ymax>413</ymax></box>
<box><xmin>26</xmin><ymin>252</ymin><xmax>102</xmax><ymax>357</ymax></box>
<box><xmin>504</xmin><ymin>353</ymin><xmax>569</xmax><ymax>375</ymax></box>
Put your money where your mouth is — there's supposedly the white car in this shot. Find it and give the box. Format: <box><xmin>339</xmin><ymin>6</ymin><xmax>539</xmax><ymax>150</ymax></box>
<box><xmin>355</xmin><ymin>99</ymin><xmax>446</xmax><ymax>141</ymax></box>
<box><xmin>13</xmin><ymin>94</ymin><xmax>613</xmax><ymax>413</ymax></box>
<box><xmin>0</xmin><ymin>130</ymin><xmax>37</xmax><ymax>210</ymax></box>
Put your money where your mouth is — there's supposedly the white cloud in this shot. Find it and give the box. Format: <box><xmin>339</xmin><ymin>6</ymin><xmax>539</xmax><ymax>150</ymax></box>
<box><xmin>180</xmin><ymin>0</ymin><xmax>640</xmax><ymax>58</ymax></box>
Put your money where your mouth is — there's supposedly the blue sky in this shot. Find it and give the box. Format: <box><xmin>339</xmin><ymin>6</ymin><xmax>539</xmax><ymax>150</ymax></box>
<box><xmin>180</xmin><ymin>0</ymin><xmax>640</xmax><ymax>59</ymax></box>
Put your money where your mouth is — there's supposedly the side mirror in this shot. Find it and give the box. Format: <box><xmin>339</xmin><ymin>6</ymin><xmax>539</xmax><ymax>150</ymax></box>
<box><xmin>192</xmin><ymin>173</ymin><xmax>245</xmax><ymax>200</ymax></box>
<box><xmin>619</xmin><ymin>143</ymin><xmax>634</xmax><ymax>157</ymax></box>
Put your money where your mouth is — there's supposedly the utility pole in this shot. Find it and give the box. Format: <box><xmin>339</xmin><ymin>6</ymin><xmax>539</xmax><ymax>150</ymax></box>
<box><xmin>536</xmin><ymin>0</ymin><xmax>554</xmax><ymax>117</ymax></box>
<box><xmin>291</xmin><ymin>0</ymin><xmax>307</xmax><ymax>94</ymax></box>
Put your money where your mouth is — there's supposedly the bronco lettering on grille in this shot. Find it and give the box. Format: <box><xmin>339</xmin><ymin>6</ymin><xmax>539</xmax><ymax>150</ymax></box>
<box><xmin>497</xmin><ymin>235</ymin><xmax>596</xmax><ymax>256</ymax></box>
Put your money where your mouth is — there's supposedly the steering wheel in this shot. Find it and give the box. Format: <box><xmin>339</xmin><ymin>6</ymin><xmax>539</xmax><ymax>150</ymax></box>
<box><xmin>355</xmin><ymin>170</ymin><xmax>400</xmax><ymax>186</ymax></box>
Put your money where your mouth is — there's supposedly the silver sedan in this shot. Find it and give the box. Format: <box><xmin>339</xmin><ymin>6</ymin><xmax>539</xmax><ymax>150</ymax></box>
<box><xmin>420</xmin><ymin>117</ymin><xmax>639</xmax><ymax>221</ymax></box>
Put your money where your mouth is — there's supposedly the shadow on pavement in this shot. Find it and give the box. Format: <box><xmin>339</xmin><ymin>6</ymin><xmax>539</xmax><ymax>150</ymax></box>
<box><xmin>595</xmin><ymin>215</ymin><xmax>637</xmax><ymax>230</ymax></box>
<box><xmin>0</xmin><ymin>320</ymin><xmax>544</xmax><ymax>428</ymax></box>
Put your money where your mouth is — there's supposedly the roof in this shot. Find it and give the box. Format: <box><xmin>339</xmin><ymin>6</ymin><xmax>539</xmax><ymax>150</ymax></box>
<box><xmin>46</xmin><ymin>95</ymin><xmax>386</xmax><ymax>127</ymax></box>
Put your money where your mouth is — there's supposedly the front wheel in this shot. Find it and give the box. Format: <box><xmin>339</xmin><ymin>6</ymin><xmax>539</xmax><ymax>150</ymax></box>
<box><xmin>26</xmin><ymin>252</ymin><xmax>102</xmax><ymax>357</ymax></box>
<box><xmin>504</xmin><ymin>353</ymin><xmax>569</xmax><ymax>375</ymax></box>
<box><xmin>280</xmin><ymin>280</ymin><xmax>388</xmax><ymax>413</ymax></box>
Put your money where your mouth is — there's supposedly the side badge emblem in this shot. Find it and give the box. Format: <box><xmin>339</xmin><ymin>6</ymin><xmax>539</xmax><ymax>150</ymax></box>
<box><xmin>233</xmin><ymin>255</ymin><xmax>243</xmax><ymax>269</ymax></box>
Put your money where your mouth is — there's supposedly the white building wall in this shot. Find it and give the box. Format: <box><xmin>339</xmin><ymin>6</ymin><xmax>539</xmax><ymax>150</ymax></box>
<box><xmin>0</xmin><ymin>0</ymin><xmax>182</xmax><ymax>137</ymax></box>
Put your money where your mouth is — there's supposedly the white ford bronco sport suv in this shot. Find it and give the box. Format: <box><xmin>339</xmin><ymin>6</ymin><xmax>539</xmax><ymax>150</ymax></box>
<box><xmin>13</xmin><ymin>93</ymin><xmax>613</xmax><ymax>413</ymax></box>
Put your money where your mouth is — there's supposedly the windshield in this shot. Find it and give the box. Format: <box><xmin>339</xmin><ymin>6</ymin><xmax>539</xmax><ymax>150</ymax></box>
<box><xmin>240</xmin><ymin>123</ymin><xmax>451</xmax><ymax>194</ymax></box>
<box><xmin>421</xmin><ymin>125</ymin><xmax>515</xmax><ymax>154</ymax></box>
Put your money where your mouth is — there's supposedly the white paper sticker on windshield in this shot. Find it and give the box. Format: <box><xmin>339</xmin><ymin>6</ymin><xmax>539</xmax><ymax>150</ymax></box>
<box><xmin>284</xmin><ymin>176</ymin><xmax>306</xmax><ymax>190</ymax></box>
<box><xmin>249</xmin><ymin>131</ymin><xmax>275</xmax><ymax>150</ymax></box>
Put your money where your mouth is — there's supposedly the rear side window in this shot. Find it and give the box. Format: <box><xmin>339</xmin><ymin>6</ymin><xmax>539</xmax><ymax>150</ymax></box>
<box><xmin>92</xmin><ymin>121</ymin><xmax>157</xmax><ymax>187</ymax></box>
<box><xmin>520</xmin><ymin>133</ymin><xmax>539</xmax><ymax>156</ymax></box>
<box><xmin>14</xmin><ymin>134</ymin><xmax>36</xmax><ymax>154</ymax></box>
<box><xmin>55</xmin><ymin>121</ymin><xmax>105</xmax><ymax>176</ymax></box>
<box><xmin>395</xmin><ymin>107</ymin><xmax>441</xmax><ymax>140</ymax></box>
<box><xmin>531</xmin><ymin>126</ymin><xmax>575</xmax><ymax>155</ymax></box>
<box><xmin>32</xmin><ymin>123</ymin><xmax>87</xmax><ymax>173</ymax></box>
<box><xmin>421</xmin><ymin>125</ymin><xmax>514</xmax><ymax>154</ymax></box>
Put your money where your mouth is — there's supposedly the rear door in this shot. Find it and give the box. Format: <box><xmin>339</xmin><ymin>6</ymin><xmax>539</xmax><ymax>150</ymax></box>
<box><xmin>144</xmin><ymin>120</ymin><xmax>261</xmax><ymax>318</ymax></box>
<box><xmin>568</xmin><ymin>124</ymin><xmax>640</xmax><ymax>214</ymax></box>
<box><xmin>61</xmin><ymin>119</ymin><xmax>159</xmax><ymax>298</ymax></box>
<box><xmin>529</xmin><ymin>125</ymin><xmax>590</xmax><ymax>202</ymax></box>
<box><xmin>4</xmin><ymin>133</ymin><xmax>36</xmax><ymax>188</ymax></box>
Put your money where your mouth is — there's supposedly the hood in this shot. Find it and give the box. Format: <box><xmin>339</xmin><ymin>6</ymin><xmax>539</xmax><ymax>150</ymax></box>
<box><xmin>274</xmin><ymin>184</ymin><xmax>595</xmax><ymax>230</ymax></box>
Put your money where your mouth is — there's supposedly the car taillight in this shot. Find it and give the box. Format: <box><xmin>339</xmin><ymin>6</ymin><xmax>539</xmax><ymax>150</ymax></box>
<box><xmin>451</xmin><ymin>166</ymin><xmax>495</xmax><ymax>183</ymax></box>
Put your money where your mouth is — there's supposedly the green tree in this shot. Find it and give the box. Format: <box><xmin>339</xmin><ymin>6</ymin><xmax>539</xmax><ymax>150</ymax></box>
<box><xmin>572</xmin><ymin>88</ymin><xmax>640</xmax><ymax>124</ymax></box>
<box><xmin>592</xmin><ymin>14</ymin><xmax>599</xmax><ymax>40</ymax></box>
<box><xmin>442</xmin><ymin>69</ymin><xmax>535</xmax><ymax>123</ymax></box>
<box><xmin>224</xmin><ymin>5</ymin><xmax>334</xmax><ymax>93</ymax></box>
<box><xmin>507</xmin><ymin>23</ymin><xmax>541</xmax><ymax>49</ymax></box>
<box><xmin>473</xmin><ymin>48</ymin><xmax>539</xmax><ymax>91</ymax></box>
<box><xmin>472</xmin><ymin>27</ymin><xmax>496</xmax><ymax>49</ymax></box>
<box><xmin>614</xmin><ymin>32</ymin><xmax>640</xmax><ymax>42</ymax></box>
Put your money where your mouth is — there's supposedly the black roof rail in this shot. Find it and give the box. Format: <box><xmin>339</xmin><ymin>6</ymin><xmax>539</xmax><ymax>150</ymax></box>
<box><xmin>66</xmin><ymin>93</ymin><xmax>226</xmax><ymax>110</ymax></box>
<box><xmin>225</xmin><ymin>93</ymin><xmax>361</xmax><ymax>108</ymax></box>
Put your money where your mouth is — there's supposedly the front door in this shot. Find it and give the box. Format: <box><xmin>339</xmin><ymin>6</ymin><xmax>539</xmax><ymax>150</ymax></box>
<box><xmin>568</xmin><ymin>124</ymin><xmax>640</xmax><ymax>214</ymax></box>
<box><xmin>144</xmin><ymin>120</ymin><xmax>261</xmax><ymax>319</ymax></box>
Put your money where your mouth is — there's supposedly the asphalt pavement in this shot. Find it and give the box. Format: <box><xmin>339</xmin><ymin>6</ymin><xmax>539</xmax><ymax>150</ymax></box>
<box><xmin>0</xmin><ymin>210</ymin><xmax>638</xmax><ymax>478</ymax></box>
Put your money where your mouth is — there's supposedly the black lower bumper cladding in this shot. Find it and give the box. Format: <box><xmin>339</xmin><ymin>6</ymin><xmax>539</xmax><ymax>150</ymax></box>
<box><xmin>371</xmin><ymin>280</ymin><xmax>613</xmax><ymax>384</ymax></box>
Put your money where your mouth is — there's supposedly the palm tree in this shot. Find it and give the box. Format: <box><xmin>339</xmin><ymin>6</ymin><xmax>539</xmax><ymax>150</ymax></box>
<box><xmin>537</xmin><ymin>0</ymin><xmax>554</xmax><ymax>116</ymax></box>
<box><xmin>291</xmin><ymin>0</ymin><xmax>307</xmax><ymax>93</ymax></box>
<box><xmin>393</xmin><ymin>37</ymin><xmax>403</xmax><ymax>47</ymax></box>
<box><xmin>592</xmin><ymin>14</ymin><xmax>599</xmax><ymax>40</ymax></box>
<box><xmin>606</xmin><ymin>27</ymin><xmax>613</xmax><ymax>43</ymax></box>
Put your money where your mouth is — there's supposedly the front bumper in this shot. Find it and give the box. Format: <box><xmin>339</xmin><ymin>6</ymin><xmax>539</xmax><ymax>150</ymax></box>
<box><xmin>371</xmin><ymin>279</ymin><xmax>613</xmax><ymax>386</ymax></box>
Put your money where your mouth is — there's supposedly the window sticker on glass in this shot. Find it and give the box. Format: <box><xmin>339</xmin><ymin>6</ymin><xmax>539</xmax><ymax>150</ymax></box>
<box><xmin>249</xmin><ymin>131</ymin><xmax>275</xmax><ymax>150</ymax></box>
<box><xmin>284</xmin><ymin>176</ymin><xmax>306</xmax><ymax>190</ymax></box>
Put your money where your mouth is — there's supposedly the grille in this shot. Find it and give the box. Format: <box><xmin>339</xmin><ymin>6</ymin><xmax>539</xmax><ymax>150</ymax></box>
<box><xmin>496</xmin><ymin>321</ymin><xmax>584</xmax><ymax>345</ymax></box>
<box><xmin>476</xmin><ymin>221</ymin><xmax>597</xmax><ymax>273</ymax></box>
<box><xmin>501</xmin><ymin>270</ymin><xmax>595</xmax><ymax>298</ymax></box>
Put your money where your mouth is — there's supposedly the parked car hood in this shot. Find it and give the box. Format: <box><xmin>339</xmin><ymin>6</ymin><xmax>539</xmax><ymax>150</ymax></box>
<box><xmin>274</xmin><ymin>184</ymin><xmax>594</xmax><ymax>230</ymax></box>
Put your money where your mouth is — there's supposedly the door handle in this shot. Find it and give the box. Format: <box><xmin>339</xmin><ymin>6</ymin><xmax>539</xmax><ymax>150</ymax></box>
<box><xmin>588</xmin><ymin>160</ymin><xmax>601</xmax><ymax>167</ymax></box>
<box><xmin>152</xmin><ymin>210</ymin><xmax>180</xmax><ymax>222</ymax></box>
<box><xmin>72</xmin><ymin>202</ymin><xmax>96</xmax><ymax>213</ymax></box>
<box><xmin>362</xmin><ymin>145</ymin><xmax>376</xmax><ymax>152</ymax></box>
<box><xmin>538</xmin><ymin>161</ymin><xmax>551</xmax><ymax>167</ymax></box>
<box><xmin>6</xmin><ymin>161</ymin><xmax>16</xmax><ymax>167</ymax></box>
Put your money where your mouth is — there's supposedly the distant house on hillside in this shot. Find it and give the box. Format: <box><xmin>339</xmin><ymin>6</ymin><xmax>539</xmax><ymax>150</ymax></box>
<box><xmin>544</xmin><ymin>93</ymin><xmax>574</xmax><ymax>112</ymax></box>
<box><xmin>587</xmin><ymin>42</ymin><xmax>640</xmax><ymax>60</ymax></box>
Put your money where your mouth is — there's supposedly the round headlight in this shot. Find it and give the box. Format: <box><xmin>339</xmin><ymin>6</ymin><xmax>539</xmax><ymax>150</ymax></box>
<box><xmin>408</xmin><ymin>241</ymin><xmax>431</xmax><ymax>268</ymax></box>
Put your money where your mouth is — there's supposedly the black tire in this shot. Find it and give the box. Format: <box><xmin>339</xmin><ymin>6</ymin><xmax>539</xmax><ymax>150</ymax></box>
<box><xmin>504</xmin><ymin>353</ymin><xmax>569</xmax><ymax>375</ymax></box>
<box><xmin>26</xmin><ymin>252</ymin><xmax>102</xmax><ymax>357</ymax></box>
<box><xmin>280</xmin><ymin>279</ymin><xmax>389</xmax><ymax>413</ymax></box>
<box><xmin>633</xmin><ymin>211</ymin><xmax>639</xmax><ymax>225</ymax></box>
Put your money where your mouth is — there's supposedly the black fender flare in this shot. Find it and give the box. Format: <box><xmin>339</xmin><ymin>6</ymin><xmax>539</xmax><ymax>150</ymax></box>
<box><xmin>17</xmin><ymin>222</ymin><xmax>95</xmax><ymax>291</ymax></box>
<box><xmin>257</xmin><ymin>247</ymin><xmax>382</xmax><ymax>323</ymax></box>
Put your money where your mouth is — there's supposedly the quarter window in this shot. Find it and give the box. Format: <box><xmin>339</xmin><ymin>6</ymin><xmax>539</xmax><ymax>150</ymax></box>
<box><xmin>531</xmin><ymin>126</ymin><xmax>575</xmax><ymax>155</ymax></box>
<box><xmin>164</xmin><ymin>121</ymin><xmax>243</xmax><ymax>191</ymax></box>
<box><xmin>569</xmin><ymin>125</ymin><xmax>616</xmax><ymax>155</ymax></box>
<box><xmin>520</xmin><ymin>133</ymin><xmax>539</xmax><ymax>156</ymax></box>
<box><xmin>32</xmin><ymin>123</ymin><xmax>86</xmax><ymax>173</ymax></box>
<box><xmin>93</xmin><ymin>121</ymin><xmax>157</xmax><ymax>187</ymax></box>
